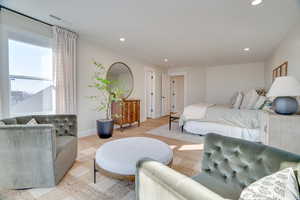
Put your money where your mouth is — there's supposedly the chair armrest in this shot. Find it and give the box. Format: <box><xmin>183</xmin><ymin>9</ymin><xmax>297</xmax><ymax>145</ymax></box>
<box><xmin>136</xmin><ymin>159</ymin><xmax>225</xmax><ymax>200</ymax></box>
<box><xmin>0</xmin><ymin>125</ymin><xmax>57</xmax><ymax>187</ymax></box>
<box><xmin>0</xmin><ymin>124</ymin><xmax>56</xmax><ymax>160</ymax></box>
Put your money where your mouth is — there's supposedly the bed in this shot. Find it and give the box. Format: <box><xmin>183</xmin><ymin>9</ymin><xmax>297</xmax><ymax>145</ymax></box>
<box><xmin>179</xmin><ymin>103</ymin><xmax>269</xmax><ymax>143</ymax></box>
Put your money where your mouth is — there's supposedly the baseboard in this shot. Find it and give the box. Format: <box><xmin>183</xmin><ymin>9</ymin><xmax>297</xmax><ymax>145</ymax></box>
<box><xmin>79</xmin><ymin>119</ymin><xmax>147</xmax><ymax>138</ymax></box>
<box><xmin>78</xmin><ymin>129</ymin><xmax>96</xmax><ymax>138</ymax></box>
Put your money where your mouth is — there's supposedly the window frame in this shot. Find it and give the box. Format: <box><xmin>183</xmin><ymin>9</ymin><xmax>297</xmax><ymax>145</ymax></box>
<box><xmin>0</xmin><ymin>26</ymin><xmax>54</xmax><ymax>117</ymax></box>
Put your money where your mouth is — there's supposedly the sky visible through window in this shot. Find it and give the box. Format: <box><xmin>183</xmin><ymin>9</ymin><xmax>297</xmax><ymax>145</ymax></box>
<box><xmin>9</xmin><ymin>39</ymin><xmax>53</xmax><ymax>94</ymax></box>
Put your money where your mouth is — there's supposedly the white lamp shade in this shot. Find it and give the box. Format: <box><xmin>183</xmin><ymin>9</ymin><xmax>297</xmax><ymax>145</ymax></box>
<box><xmin>267</xmin><ymin>76</ymin><xmax>300</xmax><ymax>97</ymax></box>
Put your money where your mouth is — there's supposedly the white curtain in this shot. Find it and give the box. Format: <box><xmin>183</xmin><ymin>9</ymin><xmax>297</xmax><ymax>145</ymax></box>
<box><xmin>53</xmin><ymin>26</ymin><xmax>78</xmax><ymax>114</ymax></box>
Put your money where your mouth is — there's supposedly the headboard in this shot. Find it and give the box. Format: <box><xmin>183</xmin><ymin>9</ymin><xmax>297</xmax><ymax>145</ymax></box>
<box><xmin>272</xmin><ymin>62</ymin><xmax>288</xmax><ymax>82</ymax></box>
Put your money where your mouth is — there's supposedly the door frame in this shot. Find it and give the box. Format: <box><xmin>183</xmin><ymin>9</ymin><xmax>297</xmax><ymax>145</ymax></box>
<box><xmin>168</xmin><ymin>72</ymin><xmax>187</xmax><ymax>108</ymax></box>
<box><xmin>144</xmin><ymin>67</ymin><xmax>156</xmax><ymax>119</ymax></box>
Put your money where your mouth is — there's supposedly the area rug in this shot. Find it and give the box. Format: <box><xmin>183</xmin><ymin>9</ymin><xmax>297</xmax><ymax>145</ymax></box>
<box><xmin>0</xmin><ymin>147</ymin><xmax>135</xmax><ymax>200</ymax></box>
<box><xmin>146</xmin><ymin>124</ymin><xmax>204</xmax><ymax>144</ymax></box>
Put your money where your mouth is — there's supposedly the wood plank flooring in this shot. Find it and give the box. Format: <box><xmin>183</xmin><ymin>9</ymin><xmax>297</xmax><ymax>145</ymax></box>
<box><xmin>0</xmin><ymin>117</ymin><xmax>203</xmax><ymax>200</ymax></box>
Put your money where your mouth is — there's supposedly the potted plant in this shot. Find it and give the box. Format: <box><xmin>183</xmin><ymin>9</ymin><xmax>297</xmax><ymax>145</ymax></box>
<box><xmin>89</xmin><ymin>61</ymin><xmax>124</xmax><ymax>138</ymax></box>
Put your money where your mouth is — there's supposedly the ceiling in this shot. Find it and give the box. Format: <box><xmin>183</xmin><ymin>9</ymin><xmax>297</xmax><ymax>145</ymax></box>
<box><xmin>1</xmin><ymin>0</ymin><xmax>300</xmax><ymax>68</ymax></box>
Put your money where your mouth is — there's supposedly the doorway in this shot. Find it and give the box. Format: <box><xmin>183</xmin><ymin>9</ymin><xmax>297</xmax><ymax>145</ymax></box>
<box><xmin>170</xmin><ymin>75</ymin><xmax>184</xmax><ymax>113</ymax></box>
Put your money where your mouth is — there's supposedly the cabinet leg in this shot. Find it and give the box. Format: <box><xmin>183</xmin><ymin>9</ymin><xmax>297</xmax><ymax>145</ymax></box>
<box><xmin>138</xmin><ymin>120</ymin><xmax>140</xmax><ymax>127</ymax></box>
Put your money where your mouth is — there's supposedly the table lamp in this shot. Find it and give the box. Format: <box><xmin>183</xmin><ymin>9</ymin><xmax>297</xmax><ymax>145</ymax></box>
<box><xmin>267</xmin><ymin>76</ymin><xmax>300</xmax><ymax>115</ymax></box>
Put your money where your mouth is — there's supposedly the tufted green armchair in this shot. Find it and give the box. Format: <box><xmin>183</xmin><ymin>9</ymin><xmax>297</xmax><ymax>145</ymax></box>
<box><xmin>0</xmin><ymin>114</ymin><xmax>77</xmax><ymax>189</ymax></box>
<box><xmin>136</xmin><ymin>133</ymin><xmax>300</xmax><ymax>200</ymax></box>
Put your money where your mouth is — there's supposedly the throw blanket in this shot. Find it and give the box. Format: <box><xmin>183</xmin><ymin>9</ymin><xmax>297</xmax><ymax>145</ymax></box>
<box><xmin>179</xmin><ymin>103</ymin><xmax>214</xmax><ymax>126</ymax></box>
<box><xmin>182</xmin><ymin>103</ymin><xmax>215</xmax><ymax>121</ymax></box>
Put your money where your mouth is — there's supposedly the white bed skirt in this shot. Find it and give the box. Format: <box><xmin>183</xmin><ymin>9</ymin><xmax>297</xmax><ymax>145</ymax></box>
<box><xmin>183</xmin><ymin>121</ymin><xmax>261</xmax><ymax>142</ymax></box>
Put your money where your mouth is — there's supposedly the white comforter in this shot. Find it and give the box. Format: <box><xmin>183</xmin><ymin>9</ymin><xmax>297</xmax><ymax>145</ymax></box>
<box><xmin>180</xmin><ymin>103</ymin><xmax>269</xmax><ymax>142</ymax></box>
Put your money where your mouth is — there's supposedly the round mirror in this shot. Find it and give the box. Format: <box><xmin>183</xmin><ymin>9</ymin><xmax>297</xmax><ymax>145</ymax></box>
<box><xmin>106</xmin><ymin>62</ymin><xmax>134</xmax><ymax>99</ymax></box>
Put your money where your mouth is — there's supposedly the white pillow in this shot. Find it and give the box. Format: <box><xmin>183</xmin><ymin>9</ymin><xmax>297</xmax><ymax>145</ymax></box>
<box><xmin>27</xmin><ymin>118</ymin><xmax>38</xmax><ymax>125</ymax></box>
<box><xmin>239</xmin><ymin>168</ymin><xmax>300</xmax><ymax>200</ymax></box>
<box><xmin>233</xmin><ymin>92</ymin><xmax>243</xmax><ymax>109</ymax></box>
<box><xmin>253</xmin><ymin>96</ymin><xmax>266</xmax><ymax>110</ymax></box>
<box><xmin>240</xmin><ymin>89</ymin><xmax>259</xmax><ymax>110</ymax></box>
<box><xmin>230</xmin><ymin>92</ymin><xmax>239</xmax><ymax>106</ymax></box>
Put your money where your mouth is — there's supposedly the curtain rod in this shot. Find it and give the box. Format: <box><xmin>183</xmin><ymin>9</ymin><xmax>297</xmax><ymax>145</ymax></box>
<box><xmin>0</xmin><ymin>4</ymin><xmax>53</xmax><ymax>27</ymax></box>
<box><xmin>0</xmin><ymin>5</ymin><xmax>77</xmax><ymax>35</ymax></box>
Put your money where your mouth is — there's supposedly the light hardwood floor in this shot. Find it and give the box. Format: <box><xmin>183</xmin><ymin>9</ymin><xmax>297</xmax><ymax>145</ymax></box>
<box><xmin>0</xmin><ymin>117</ymin><xmax>203</xmax><ymax>200</ymax></box>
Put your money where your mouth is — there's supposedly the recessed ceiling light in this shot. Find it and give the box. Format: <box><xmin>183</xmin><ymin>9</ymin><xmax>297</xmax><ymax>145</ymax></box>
<box><xmin>251</xmin><ymin>0</ymin><xmax>263</xmax><ymax>6</ymax></box>
<box><xmin>244</xmin><ymin>48</ymin><xmax>250</xmax><ymax>51</ymax></box>
<box><xmin>164</xmin><ymin>58</ymin><xmax>168</xmax><ymax>62</ymax></box>
<box><xmin>120</xmin><ymin>38</ymin><xmax>125</xmax><ymax>42</ymax></box>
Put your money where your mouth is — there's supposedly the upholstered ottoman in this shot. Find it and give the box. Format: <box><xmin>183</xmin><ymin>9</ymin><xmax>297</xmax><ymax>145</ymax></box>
<box><xmin>94</xmin><ymin>137</ymin><xmax>173</xmax><ymax>182</ymax></box>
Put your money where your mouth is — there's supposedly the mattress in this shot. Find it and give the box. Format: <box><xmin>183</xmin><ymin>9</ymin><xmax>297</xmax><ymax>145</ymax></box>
<box><xmin>183</xmin><ymin>120</ymin><xmax>261</xmax><ymax>142</ymax></box>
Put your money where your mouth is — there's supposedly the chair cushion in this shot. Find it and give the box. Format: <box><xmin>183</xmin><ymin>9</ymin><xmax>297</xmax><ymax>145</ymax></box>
<box><xmin>193</xmin><ymin>172</ymin><xmax>242</xmax><ymax>200</ymax></box>
<box><xmin>56</xmin><ymin>136</ymin><xmax>76</xmax><ymax>156</ymax></box>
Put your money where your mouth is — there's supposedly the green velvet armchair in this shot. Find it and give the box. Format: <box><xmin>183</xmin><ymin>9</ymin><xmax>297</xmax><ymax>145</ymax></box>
<box><xmin>136</xmin><ymin>133</ymin><xmax>300</xmax><ymax>200</ymax></box>
<box><xmin>0</xmin><ymin>114</ymin><xmax>77</xmax><ymax>189</ymax></box>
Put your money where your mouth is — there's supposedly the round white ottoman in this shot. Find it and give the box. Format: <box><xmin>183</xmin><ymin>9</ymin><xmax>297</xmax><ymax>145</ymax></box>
<box><xmin>94</xmin><ymin>137</ymin><xmax>173</xmax><ymax>181</ymax></box>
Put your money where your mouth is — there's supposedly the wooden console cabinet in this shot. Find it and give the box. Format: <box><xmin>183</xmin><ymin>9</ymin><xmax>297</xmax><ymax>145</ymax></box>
<box><xmin>111</xmin><ymin>99</ymin><xmax>140</xmax><ymax>130</ymax></box>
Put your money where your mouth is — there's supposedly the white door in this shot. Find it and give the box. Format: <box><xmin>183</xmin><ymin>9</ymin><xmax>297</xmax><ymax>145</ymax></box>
<box><xmin>170</xmin><ymin>78</ymin><xmax>176</xmax><ymax>113</ymax></box>
<box><xmin>146</xmin><ymin>71</ymin><xmax>155</xmax><ymax>118</ymax></box>
<box><xmin>161</xmin><ymin>72</ymin><xmax>170</xmax><ymax>116</ymax></box>
<box><xmin>170</xmin><ymin>76</ymin><xmax>184</xmax><ymax>113</ymax></box>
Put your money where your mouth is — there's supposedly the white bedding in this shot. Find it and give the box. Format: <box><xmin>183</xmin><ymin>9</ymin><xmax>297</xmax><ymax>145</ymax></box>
<box><xmin>180</xmin><ymin>103</ymin><xmax>268</xmax><ymax>143</ymax></box>
<box><xmin>184</xmin><ymin>120</ymin><xmax>261</xmax><ymax>142</ymax></box>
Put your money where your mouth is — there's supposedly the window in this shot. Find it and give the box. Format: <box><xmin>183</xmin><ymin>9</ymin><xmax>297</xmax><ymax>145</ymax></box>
<box><xmin>8</xmin><ymin>39</ymin><xmax>54</xmax><ymax>116</ymax></box>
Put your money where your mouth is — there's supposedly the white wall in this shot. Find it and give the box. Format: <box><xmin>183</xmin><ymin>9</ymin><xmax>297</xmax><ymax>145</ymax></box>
<box><xmin>168</xmin><ymin>62</ymin><xmax>265</xmax><ymax>106</ymax></box>
<box><xmin>168</xmin><ymin>66</ymin><xmax>206</xmax><ymax>106</ymax></box>
<box><xmin>77</xmin><ymin>39</ymin><xmax>165</xmax><ymax>137</ymax></box>
<box><xmin>265</xmin><ymin>22</ymin><xmax>300</xmax><ymax>89</ymax></box>
<box><xmin>206</xmin><ymin>62</ymin><xmax>265</xmax><ymax>104</ymax></box>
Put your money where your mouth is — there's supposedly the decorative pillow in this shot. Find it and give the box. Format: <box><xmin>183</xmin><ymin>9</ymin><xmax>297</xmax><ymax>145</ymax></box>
<box><xmin>233</xmin><ymin>92</ymin><xmax>244</xmax><ymax>109</ymax></box>
<box><xmin>26</xmin><ymin>118</ymin><xmax>38</xmax><ymax>125</ymax></box>
<box><xmin>253</xmin><ymin>96</ymin><xmax>267</xmax><ymax>110</ymax></box>
<box><xmin>261</xmin><ymin>100</ymin><xmax>274</xmax><ymax>113</ymax></box>
<box><xmin>239</xmin><ymin>168</ymin><xmax>300</xmax><ymax>200</ymax></box>
<box><xmin>0</xmin><ymin>121</ymin><xmax>5</xmax><ymax>126</ymax></box>
<box><xmin>280</xmin><ymin>162</ymin><xmax>300</xmax><ymax>185</ymax></box>
<box><xmin>230</xmin><ymin>92</ymin><xmax>239</xmax><ymax>106</ymax></box>
<box><xmin>240</xmin><ymin>89</ymin><xmax>259</xmax><ymax>110</ymax></box>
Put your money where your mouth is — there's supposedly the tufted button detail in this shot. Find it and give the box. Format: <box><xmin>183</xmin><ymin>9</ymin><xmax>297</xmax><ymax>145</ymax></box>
<box><xmin>232</xmin><ymin>171</ymin><xmax>237</xmax><ymax>177</ymax></box>
<box><xmin>224</xmin><ymin>158</ymin><xmax>228</xmax><ymax>162</ymax></box>
<box><xmin>243</xmin><ymin>165</ymin><xmax>248</xmax><ymax>170</ymax></box>
<box><xmin>214</xmin><ymin>162</ymin><xmax>218</xmax><ymax>168</ymax></box>
<box><xmin>205</xmin><ymin>168</ymin><xmax>211</xmax><ymax>173</ymax></box>
<box><xmin>205</xmin><ymin>152</ymin><xmax>211</xmax><ymax>157</ymax></box>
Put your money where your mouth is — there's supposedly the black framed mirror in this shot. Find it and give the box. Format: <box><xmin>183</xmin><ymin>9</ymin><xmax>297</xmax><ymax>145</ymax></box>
<box><xmin>106</xmin><ymin>62</ymin><xmax>134</xmax><ymax>99</ymax></box>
